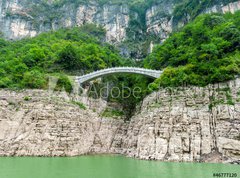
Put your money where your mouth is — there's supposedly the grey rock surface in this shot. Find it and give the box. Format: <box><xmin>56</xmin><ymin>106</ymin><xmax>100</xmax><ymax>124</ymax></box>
<box><xmin>0</xmin><ymin>79</ymin><xmax>240</xmax><ymax>163</ymax></box>
<box><xmin>1</xmin><ymin>0</ymin><xmax>240</xmax><ymax>44</ymax></box>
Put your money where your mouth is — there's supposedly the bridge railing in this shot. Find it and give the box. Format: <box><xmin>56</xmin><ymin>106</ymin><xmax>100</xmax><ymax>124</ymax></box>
<box><xmin>76</xmin><ymin>67</ymin><xmax>163</xmax><ymax>83</ymax></box>
<box><xmin>76</xmin><ymin>67</ymin><xmax>162</xmax><ymax>79</ymax></box>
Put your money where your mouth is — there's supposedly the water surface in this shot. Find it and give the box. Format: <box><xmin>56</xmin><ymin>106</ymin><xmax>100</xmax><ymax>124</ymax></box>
<box><xmin>0</xmin><ymin>155</ymin><xmax>239</xmax><ymax>178</ymax></box>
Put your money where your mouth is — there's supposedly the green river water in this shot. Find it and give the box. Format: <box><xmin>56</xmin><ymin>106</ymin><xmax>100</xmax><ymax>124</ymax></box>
<box><xmin>0</xmin><ymin>155</ymin><xmax>239</xmax><ymax>178</ymax></box>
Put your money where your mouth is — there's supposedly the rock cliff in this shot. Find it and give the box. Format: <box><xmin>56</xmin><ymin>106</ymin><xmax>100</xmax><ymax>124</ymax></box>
<box><xmin>0</xmin><ymin>79</ymin><xmax>240</xmax><ymax>163</ymax></box>
<box><xmin>145</xmin><ymin>0</ymin><xmax>240</xmax><ymax>41</ymax></box>
<box><xmin>0</xmin><ymin>90</ymin><xmax>126</xmax><ymax>156</ymax></box>
<box><xmin>0</xmin><ymin>0</ymin><xmax>129</xmax><ymax>43</ymax></box>
<box><xmin>204</xmin><ymin>1</ymin><xmax>240</xmax><ymax>14</ymax></box>
<box><xmin>1</xmin><ymin>0</ymin><xmax>240</xmax><ymax>44</ymax></box>
<box><xmin>123</xmin><ymin>78</ymin><xmax>240</xmax><ymax>162</ymax></box>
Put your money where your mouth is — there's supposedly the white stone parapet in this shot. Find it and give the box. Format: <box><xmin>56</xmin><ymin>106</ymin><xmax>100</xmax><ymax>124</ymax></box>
<box><xmin>76</xmin><ymin>67</ymin><xmax>163</xmax><ymax>84</ymax></box>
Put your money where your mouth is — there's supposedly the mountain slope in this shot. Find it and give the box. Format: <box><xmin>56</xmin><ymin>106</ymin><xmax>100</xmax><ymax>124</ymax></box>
<box><xmin>0</xmin><ymin>24</ymin><xmax>130</xmax><ymax>89</ymax></box>
<box><xmin>145</xmin><ymin>12</ymin><xmax>240</xmax><ymax>87</ymax></box>
<box><xmin>1</xmin><ymin>0</ymin><xmax>240</xmax><ymax>59</ymax></box>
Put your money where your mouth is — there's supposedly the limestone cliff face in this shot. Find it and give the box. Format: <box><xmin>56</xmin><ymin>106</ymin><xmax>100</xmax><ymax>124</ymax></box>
<box><xmin>1</xmin><ymin>0</ymin><xmax>240</xmax><ymax>44</ymax></box>
<box><xmin>0</xmin><ymin>90</ymin><xmax>126</xmax><ymax>156</ymax></box>
<box><xmin>123</xmin><ymin>79</ymin><xmax>240</xmax><ymax>162</ymax></box>
<box><xmin>0</xmin><ymin>0</ymin><xmax>129</xmax><ymax>43</ymax></box>
<box><xmin>204</xmin><ymin>1</ymin><xmax>240</xmax><ymax>14</ymax></box>
<box><xmin>145</xmin><ymin>1</ymin><xmax>174</xmax><ymax>42</ymax></box>
<box><xmin>145</xmin><ymin>0</ymin><xmax>240</xmax><ymax>42</ymax></box>
<box><xmin>0</xmin><ymin>79</ymin><xmax>240</xmax><ymax>163</ymax></box>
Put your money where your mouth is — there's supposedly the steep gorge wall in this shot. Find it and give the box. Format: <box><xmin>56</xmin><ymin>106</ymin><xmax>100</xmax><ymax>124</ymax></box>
<box><xmin>123</xmin><ymin>79</ymin><xmax>240</xmax><ymax>162</ymax></box>
<box><xmin>1</xmin><ymin>0</ymin><xmax>240</xmax><ymax>44</ymax></box>
<box><xmin>145</xmin><ymin>0</ymin><xmax>240</xmax><ymax>42</ymax></box>
<box><xmin>0</xmin><ymin>79</ymin><xmax>240</xmax><ymax>163</ymax></box>
<box><xmin>0</xmin><ymin>0</ymin><xmax>129</xmax><ymax>43</ymax></box>
<box><xmin>0</xmin><ymin>90</ymin><xmax>126</xmax><ymax>156</ymax></box>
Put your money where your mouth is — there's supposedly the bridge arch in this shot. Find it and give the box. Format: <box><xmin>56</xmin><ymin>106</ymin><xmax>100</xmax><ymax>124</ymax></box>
<box><xmin>76</xmin><ymin>67</ymin><xmax>163</xmax><ymax>84</ymax></box>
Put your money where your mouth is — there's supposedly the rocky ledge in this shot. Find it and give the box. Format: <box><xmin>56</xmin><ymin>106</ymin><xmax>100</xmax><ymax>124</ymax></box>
<box><xmin>0</xmin><ymin>79</ymin><xmax>240</xmax><ymax>163</ymax></box>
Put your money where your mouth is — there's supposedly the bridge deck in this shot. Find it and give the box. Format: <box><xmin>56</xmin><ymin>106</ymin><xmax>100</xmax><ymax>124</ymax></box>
<box><xmin>76</xmin><ymin>67</ymin><xmax>163</xmax><ymax>84</ymax></box>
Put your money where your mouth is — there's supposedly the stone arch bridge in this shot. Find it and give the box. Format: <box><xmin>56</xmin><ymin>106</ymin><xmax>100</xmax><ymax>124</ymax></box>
<box><xmin>76</xmin><ymin>67</ymin><xmax>163</xmax><ymax>84</ymax></box>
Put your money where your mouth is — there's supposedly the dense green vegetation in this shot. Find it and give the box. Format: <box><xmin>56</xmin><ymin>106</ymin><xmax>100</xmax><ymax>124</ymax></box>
<box><xmin>24</xmin><ymin>0</ymin><xmax>166</xmax><ymax>59</ymax></box>
<box><xmin>86</xmin><ymin>73</ymin><xmax>152</xmax><ymax>118</ymax></box>
<box><xmin>0</xmin><ymin>24</ymin><xmax>129</xmax><ymax>89</ymax></box>
<box><xmin>15</xmin><ymin>0</ymin><xmax>239</xmax><ymax>60</ymax></box>
<box><xmin>104</xmin><ymin>74</ymin><xmax>152</xmax><ymax>117</ymax></box>
<box><xmin>101</xmin><ymin>108</ymin><xmax>125</xmax><ymax>118</ymax></box>
<box><xmin>0</xmin><ymin>23</ymin><xmax>146</xmax><ymax>118</ymax></box>
<box><xmin>145</xmin><ymin>12</ymin><xmax>240</xmax><ymax>88</ymax></box>
<box><xmin>1</xmin><ymin>0</ymin><xmax>240</xmax><ymax>118</ymax></box>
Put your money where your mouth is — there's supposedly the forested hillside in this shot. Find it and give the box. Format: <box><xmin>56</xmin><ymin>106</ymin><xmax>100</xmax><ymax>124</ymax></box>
<box><xmin>145</xmin><ymin>12</ymin><xmax>240</xmax><ymax>88</ymax></box>
<box><xmin>1</xmin><ymin>2</ymin><xmax>240</xmax><ymax>118</ymax></box>
<box><xmin>0</xmin><ymin>24</ymin><xmax>130</xmax><ymax>90</ymax></box>
<box><xmin>2</xmin><ymin>0</ymin><xmax>239</xmax><ymax>59</ymax></box>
